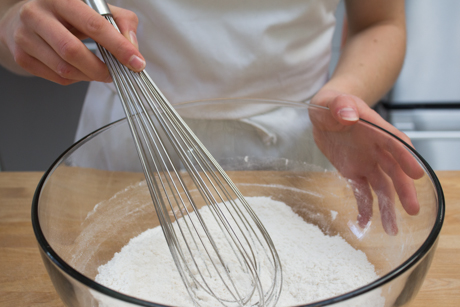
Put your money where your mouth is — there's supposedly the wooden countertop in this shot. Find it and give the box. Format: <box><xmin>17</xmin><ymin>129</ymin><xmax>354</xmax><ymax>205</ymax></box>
<box><xmin>0</xmin><ymin>171</ymin><xmax>459</xmax><ymax>306</ymax></box>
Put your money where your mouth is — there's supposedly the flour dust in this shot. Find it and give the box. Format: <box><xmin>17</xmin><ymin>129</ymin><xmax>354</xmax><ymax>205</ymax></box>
<box><xmin>95</xmin><ymin>196</ymin><xmax>384</xmax><ymax>307</ymax></box>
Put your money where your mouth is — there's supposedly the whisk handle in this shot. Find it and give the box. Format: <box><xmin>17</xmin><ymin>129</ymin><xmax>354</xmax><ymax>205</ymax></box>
<box><xmin>84</xmin><ymin>0</ymin><xmax>111</xmax><ymax>16</ymax></box>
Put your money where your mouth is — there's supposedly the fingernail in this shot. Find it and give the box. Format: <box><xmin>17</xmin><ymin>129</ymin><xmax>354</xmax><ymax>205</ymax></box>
<box><xmin>128</xmin><ymin>55</ymin><xmax>146</xmax><ymax>71</ymax></box>
<box><xmin>385</xmin><ymin>222</ymin><xmax>398</xmax><ymax>236</ymax></box>
<box><xmin>338</xmin><ymin>107</ymin><xmax>359</xmax><ymax>121</ymax></box>
<box><xmin>357</xmin><ymin>214</ymin><xmax>368</xmax><ymax>229</ymax></box>
<box><xmin>129</xmin><ymin>31</ymin><xmax>139</xmax><ymax>49</ymax></box>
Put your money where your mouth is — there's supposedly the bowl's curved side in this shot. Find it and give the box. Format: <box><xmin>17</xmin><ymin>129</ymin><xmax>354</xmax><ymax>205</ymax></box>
<box><xmin>31</xmin><ymin>99</ymin><xmax>445</xmax><ymax>307</ymax></box>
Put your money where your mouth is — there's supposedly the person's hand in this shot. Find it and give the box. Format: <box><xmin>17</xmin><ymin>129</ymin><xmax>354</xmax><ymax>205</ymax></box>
<box><xmin>310</xmin><ymin>89</ymin><xmax>425</xmax><ymax>235</ymax></box>
<box><xmin>0</xmin><ymin>0</ymin><xmax>145</xmax><ymax>85</ymax></box>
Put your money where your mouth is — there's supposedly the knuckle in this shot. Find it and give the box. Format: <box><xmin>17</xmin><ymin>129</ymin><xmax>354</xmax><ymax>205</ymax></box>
<box><xmin>13</xmin><ymin>49</ymin><xmax>29</xmax><ymax>68</ymax></box>
<box><xmin>12</xmin><ymin>27</ymin><xmax>26</xmax><ymax>46</ymax></box>
<box><xmin>126</xmin><ymin>10</ymin><xmax>139</xmax><ymax>24</ymax></box>
<box><xmin>116</xmin><ymin>40</ymin><xmax>135</xmax><ymax>62</ymax></box>
<box><xmin>113</xmin><ymin>6</ymin><xmax>138</xmax><ymax>24</ymax></box>
<box><xmin>58</xmin><ymin>39</ymin><xmax>80</xmax><ymax>60</ymax></box>
<box><xmin>18</xmin><ymin>1</ymin><xmax>35</xmax><ymax>21</ymax></box>
<box><xmin>85</xmin><ymin>14</ymin><xmax>105</xmax><ymax>35</ymax></box>
<box><xmin>55</xmin><ymin>61</ymin><xmax>74</xmax><ymax>79</ymax></box>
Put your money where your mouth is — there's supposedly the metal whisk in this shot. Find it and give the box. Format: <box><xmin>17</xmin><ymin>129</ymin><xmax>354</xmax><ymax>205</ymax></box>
<box><xmin>85</xmin><ymin>1</ymin><xmax>282</xmax><ymax>306</ymax></box>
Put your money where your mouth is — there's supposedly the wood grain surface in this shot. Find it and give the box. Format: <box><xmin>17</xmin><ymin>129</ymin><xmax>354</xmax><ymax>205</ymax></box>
<box><xmin>0</xmin><ymin>171</ymin><xmax>459</xmax><ymax>306</ymax></box>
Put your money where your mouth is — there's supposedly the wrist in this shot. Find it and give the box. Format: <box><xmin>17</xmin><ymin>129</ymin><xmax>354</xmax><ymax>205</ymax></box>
<box><xmin>314</xmin><ymin>76</ymin><xmax>378</xmax><ymax>108</ymax></box>
<box><xmin>312</xmin><ymin>88</ymin><xmax>354</xmax><ymax>107</ymax></box>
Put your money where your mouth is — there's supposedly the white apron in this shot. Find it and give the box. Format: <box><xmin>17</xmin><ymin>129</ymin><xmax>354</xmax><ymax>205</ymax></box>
<box><xmin>75</xmin><ymin>0</ymin><xmax>339</xmax><ymax>169</ymax></box>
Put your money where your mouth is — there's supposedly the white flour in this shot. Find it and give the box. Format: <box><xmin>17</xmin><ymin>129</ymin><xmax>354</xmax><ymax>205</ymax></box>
<box><xmin>95</xmin><ymin>197</ymin><xmax>384</xmax><ymax>306</ymax></box>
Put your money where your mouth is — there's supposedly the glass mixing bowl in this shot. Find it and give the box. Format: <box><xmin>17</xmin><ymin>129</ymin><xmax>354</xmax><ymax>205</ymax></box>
<box><xmin>32</xmin><ymin>98</ymin><xmax>444</xmax><ymax>307</ymax></box>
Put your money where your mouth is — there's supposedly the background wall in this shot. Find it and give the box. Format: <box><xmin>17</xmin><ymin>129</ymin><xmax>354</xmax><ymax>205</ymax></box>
<box><xmin>0</xmin><ymin>67</ymin><xmax>88</xmax><ymax>171</ymax></box>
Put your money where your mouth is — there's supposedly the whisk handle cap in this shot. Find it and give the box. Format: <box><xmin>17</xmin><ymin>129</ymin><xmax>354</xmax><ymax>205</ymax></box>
<box><xmin>84</xmin><ymin>0</ymin><xmax>111</xmax><ymax>16</ymax></box>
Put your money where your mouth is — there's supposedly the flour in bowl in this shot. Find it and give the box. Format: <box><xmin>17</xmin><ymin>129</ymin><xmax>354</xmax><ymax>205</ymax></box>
<box><xmin>95</xmin><ymin>196</ymin><xmax>384</xmax><ymax>306</ymax></box>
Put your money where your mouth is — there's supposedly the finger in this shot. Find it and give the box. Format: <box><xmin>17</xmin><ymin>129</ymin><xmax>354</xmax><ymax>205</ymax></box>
<box><xmin>327</xmin><ymin>94</ymin><xmax>360</xmax><ymax>126</ymax></box>
<box><xmin>37</xmin><ymin>18</ymin><xmax>110</xmax><ymax>81</ymax></box>
<box><xmin>383</xmin><ymin>133</ymin><xmax>425</xmax><ymax>180</ymax></box>
<box><xmin>110</xmin><ymin>5</ymin><xmax>139</xmax><ymax>49</ymax></box>
<box><xmin>376</xmin><ymin>148</ymin><xmax>420</xmax><ymax>216</ymax></box>
<box><xmin>13</xmin><ymin>48</ymin><xmax>77</xmax><ymax>85</ymax></box>
<box><xmin>20</xmin><ymin>3</ymin><xmax>111</xmax><ymax>82</ymax></box>
<box><xmin>357</xmin><ymin>107</ymin><xmax>425</xmax><ymax>179</ymax></box>
<box><xmin>54</xmin><ymin>0</ymin><xmax>145</xmax><ymax>71</ymax></box>
<box><xmin>367</xmin><ymin>166</ymin><xmax>398</xmax><ymax>236</ymax></box>
<box><xmin>349</xmin><ymin>178</ymin><xmax>374</xmax><ymax>228</ymax></box>
<box><xmin>17</xmin><ymin>29</ymin><xmax>92</xmax><ymax>81</ymax></box>
<box><xmin>309</xmin><ymin>101</ymin><xmax>352</xmax><ymax>134</ymax></box>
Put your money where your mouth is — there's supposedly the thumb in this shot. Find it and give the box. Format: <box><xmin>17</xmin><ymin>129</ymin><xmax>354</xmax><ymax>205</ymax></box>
<box><xmin>125</xmin><ymin>30</ymin><xmax>139</xmax><ymax>50</ymax></box>
<box><xmin>328</xmin><ymin>94</ymin><xmax>360</xmax><ymax>126</ymax></box>
<box><xmin>110</xmin><ymin>5</ymin><xmax>140</xmax><ymax>50</ymax></box>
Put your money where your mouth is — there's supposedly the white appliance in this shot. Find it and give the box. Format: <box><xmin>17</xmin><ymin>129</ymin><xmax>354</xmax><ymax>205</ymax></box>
<box><xmin>384</xmin><ymin>0</ymin><xmax>460</xmax><ymax>170</ymax></box>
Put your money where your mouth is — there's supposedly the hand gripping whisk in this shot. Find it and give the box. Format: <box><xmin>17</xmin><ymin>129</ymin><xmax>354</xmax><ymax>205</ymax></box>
<box><xmin>85</xmin><ymin>1</ymin><xmax>282</xmax><ymax>306</ymax></box>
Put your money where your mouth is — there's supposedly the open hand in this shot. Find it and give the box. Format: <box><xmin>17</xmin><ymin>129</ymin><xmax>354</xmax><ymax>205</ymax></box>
<box><xmin>310</xmin><ymin>89</ymin><xmax>424</xmax><ymax>235</ymax></box>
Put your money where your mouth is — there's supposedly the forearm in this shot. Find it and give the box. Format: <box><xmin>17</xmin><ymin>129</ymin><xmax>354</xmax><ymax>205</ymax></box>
<box><xmin>0</xmin><ymin>0</ymin><xmax>31</xmax><ymax>75</ymax></box>
<box><xmin>322</xmin><ymin>1</ymin><xmax>406</xmax><ymax>107</ymax></box>
<box><xmin>324</xmin><ymin>22</ymin><xmax>406</xmax><ymax>106</ymax></box>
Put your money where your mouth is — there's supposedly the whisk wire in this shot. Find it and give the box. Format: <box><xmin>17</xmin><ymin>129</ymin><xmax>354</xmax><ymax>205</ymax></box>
<box><xmin>133</xmin><ymin>73</ymin><xmax>254</xmax><ymax>300</ymax></box>
<box><xmin>90</xmin><ymin>8</ymin><xmax>283</xmax><ymax>306</ymax></box>
<box><xmin>140</xmin><ymin>78</ymin><xmax>259</xmax><ymax>305</ymax></box>
<box><xmin>108</xmin><ymin>51</ymin><xmax>252</xmax><ymax>304</ymax></box>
